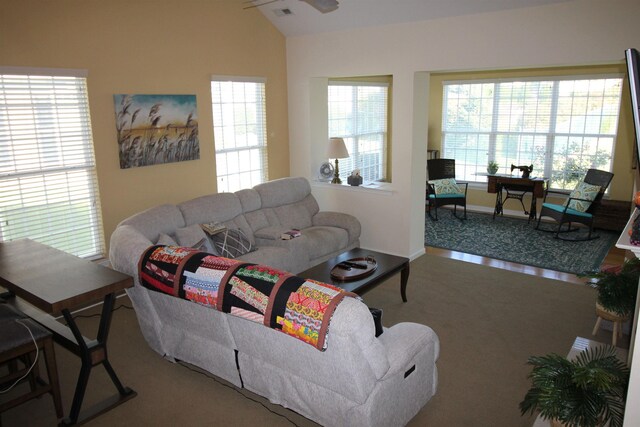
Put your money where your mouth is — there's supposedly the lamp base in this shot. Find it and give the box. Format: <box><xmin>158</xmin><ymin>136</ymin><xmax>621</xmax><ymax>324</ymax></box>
<box><xmin>331</xmin><ymin>159</ymin><xmax>342</xmax><ymax>184</ymax></box>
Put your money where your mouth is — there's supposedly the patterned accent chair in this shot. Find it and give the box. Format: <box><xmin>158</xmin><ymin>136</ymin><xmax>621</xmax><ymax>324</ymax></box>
<box><xmin>535</xmin><ymin>169</ymin><xmax>614</xmax><ymax>241</ymax></box>
<box><xmin>426</xmin><ymin>158</ymin><xmax>467</xmax><ymax>220</ymax></box>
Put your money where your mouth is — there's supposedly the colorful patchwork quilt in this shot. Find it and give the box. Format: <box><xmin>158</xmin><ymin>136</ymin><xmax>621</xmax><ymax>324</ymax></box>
<box><xmin>138</xmin><ymin>245</ymin><xmax>358</xmax><ymax>350</ymax></box>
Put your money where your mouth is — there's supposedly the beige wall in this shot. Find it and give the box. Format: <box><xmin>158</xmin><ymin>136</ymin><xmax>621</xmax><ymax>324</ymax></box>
<box><xmin>428</xmin><ymin>64</ymin><xmax>636</xmax><ymax>207</ymax></box>
<box><xmin>0</xmin><ymin>0</ymin><xmax>289</xmax><ymax>253</ymax></box>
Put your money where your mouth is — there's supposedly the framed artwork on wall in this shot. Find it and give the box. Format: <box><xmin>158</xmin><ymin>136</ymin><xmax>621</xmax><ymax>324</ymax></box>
<box><xmin>114</xmin><ymin>94</ymin><xmax>200</xmax><ymax>169</ymax></box>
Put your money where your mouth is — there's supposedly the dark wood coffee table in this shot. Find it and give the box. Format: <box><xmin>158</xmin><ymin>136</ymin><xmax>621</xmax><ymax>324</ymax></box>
<box><xmin>299</xmin><ymin>248</ymin><xmax>409</xmax><ymax>302</ymax></box>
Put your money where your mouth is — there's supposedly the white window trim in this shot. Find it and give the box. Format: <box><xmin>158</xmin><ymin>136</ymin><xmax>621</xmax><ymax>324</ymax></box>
<box><xmin>0</xmin><ymin>66</ymin><xmax>88</xmax><ymax>78</ymax></box>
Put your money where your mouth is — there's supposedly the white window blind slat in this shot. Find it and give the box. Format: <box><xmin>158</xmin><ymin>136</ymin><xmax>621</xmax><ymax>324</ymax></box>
<box><xmin>0</xmin><ymin>73</ymin><xmax>104</xmax><ymax>258</ymax></box>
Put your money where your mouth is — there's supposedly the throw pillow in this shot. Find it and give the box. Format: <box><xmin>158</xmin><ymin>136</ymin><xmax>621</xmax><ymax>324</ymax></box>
<box><xmin>211</xmin><ymin>228</ymin><xmax>254</xmax><ymax>259</ymax></box>
<box><xmin>428</xmin><ymin>178</ymin><xmax>463</xmax><ymax>195</ymax></box>
<box><xmin>157</xmin><ymin>233</ymin><xmax>177</xmax><ymax>246</ymax></box>
<box><xmin>564</xmin><ymin>181</ymin><xmax>601</xmax><ymax>212</ymax></box>
<box><xmin>174</xmin><ymin>224</ymin><xmax>216</xmax><ymax>253</ymax></box>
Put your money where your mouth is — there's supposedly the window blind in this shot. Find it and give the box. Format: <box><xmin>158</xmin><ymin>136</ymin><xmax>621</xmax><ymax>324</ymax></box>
<box><xmin>211</xmin><ymin>76</ymin><xmax>268</xmax><ymax>193</ymax></box>
<box><xmin>0</xmin><ymin>70</ymin><xmax>105</xmax><ymax>258</ymax></box>
<box><xmin>328</xmin><ymin>81</ymin><xmax>388</xmax><ymax>182</ymax></box>
<box><xmin>441</xmin><ymin>75</ymin><xmax>623</xmax><ymax>190</ymax></box>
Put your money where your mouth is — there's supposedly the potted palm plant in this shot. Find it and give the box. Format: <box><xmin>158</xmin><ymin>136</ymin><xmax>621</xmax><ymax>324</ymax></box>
<box><xmin>520</xmin><ymin>346</ymin><xmax>629</xmax><ymax>427</ymax></box>
<box><xmin>581</xmin><ymin>257</ymin><xmax>640</xmax><ymax>318</ymax></box>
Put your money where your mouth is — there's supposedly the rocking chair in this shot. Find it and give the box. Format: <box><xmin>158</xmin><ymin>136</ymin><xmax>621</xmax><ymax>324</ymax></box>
<box><xmin>535</xmin><ymin>169</ymin><xmax>613</xmax><ymax>241</ymax></box>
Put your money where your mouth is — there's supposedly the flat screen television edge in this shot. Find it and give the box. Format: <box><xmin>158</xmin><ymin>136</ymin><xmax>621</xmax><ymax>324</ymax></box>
<box><xmin>626</xmin><ymin>48</ymin><xmax>640</xmax><ymax>172</ymax></box>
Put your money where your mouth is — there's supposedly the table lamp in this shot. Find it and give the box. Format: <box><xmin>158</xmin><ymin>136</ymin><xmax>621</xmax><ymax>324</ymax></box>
<box><xmin>327</xmin><ymin>137</ymin><xmax>349</xmax><ymax>184</ymax></box>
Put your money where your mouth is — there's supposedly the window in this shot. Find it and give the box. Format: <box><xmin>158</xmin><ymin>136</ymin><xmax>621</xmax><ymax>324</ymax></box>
<box><xmin>328</xmin><ymin>80</ymin><xmax>389</xmax><ymax>183</ymax></box>
<box><xmin>0</xmin><ymin>68</ymin><xmax>104</xmax><ymax>258</ymax></box>
<box><xmin>441</xmin><ymin>75</ymin><xmax>623</xmax><ymax>190</ymax></box>
<box><xmin>211</xmin><ymin>76</ymin><xmax>268</xmax><ymax>193</ymax></box>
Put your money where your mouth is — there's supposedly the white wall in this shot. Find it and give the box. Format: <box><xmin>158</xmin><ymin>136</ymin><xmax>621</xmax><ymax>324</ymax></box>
<box><xmin>286</xmin><ymin>0</ymin><xmax>640</xmax><ymax>423</ymax></box>
<box><xmin>287</xmin><ymin>0</ymin><xmax>640</xmax><ymax>258</ymax></box>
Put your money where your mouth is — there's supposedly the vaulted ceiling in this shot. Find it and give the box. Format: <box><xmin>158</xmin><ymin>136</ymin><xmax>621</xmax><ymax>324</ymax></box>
<box><xmin>249</xmin><ymin>0</ymin><xmax>574</xmax><ymax>37</ymax></box>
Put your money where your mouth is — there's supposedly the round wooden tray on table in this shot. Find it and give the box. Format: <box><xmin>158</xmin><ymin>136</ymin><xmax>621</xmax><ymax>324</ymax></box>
<box><xmin>330</xmin><ymin>257</ymin><xmax>377</xmax><ymax>281</ymax></box>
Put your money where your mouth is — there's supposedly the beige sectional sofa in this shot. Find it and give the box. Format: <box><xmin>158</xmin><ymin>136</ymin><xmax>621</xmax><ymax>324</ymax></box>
<box><xmin>109</xmin><ymin>176</ymin><xmax>440</xmax><ymax>426</ymax></box>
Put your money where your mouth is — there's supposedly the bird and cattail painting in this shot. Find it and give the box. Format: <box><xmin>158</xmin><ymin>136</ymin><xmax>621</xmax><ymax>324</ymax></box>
<box><xmin>114</xmin><ymin>94</ymin><xmax>200</xmax><ymax>168</ymax></box>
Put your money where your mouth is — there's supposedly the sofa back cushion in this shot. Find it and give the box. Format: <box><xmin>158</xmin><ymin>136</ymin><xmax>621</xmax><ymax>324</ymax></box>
<box><xmin>235</xmin><ymin>188</ymin><xmax>262</xmax><ymax>213</ymax></box>
<box><xmin>118</xmin><ymin>204</ymin><xmax>186</xmax><ymax>242</ymax></box>
<box><xmin>254</xmin><ymin>177</ymin><xmax>314</xmax><ymax>208</ymax></box>
<box><xmin>178</xmin><ymin>193</ymin><xmax>243</xmax><ymax>225</ymax></box>
<box><xmin>177</xmin><ymin>193</ymin><xmax>256</xmax><ymax>245</ymax></box>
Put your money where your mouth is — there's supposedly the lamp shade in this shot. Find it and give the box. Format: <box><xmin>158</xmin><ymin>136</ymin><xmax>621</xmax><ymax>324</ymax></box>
<box><xmin>327</xmin><ymin>137</ymin><xmax>349</xmax><ymax>159</ymax></box>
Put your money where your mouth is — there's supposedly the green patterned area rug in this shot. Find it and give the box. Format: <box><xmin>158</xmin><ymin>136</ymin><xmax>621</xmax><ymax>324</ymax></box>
<box><xmin>425</xmin><ymin>211</ymin><xmax>618</xmax><ymax>274</ymax></box>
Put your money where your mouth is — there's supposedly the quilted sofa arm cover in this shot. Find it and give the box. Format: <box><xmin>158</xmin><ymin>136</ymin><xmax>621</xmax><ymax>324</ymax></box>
<box><xmin>312</xmin><ymin>211</ymin><xmax>361</xmax><ymax>246</ymax></box>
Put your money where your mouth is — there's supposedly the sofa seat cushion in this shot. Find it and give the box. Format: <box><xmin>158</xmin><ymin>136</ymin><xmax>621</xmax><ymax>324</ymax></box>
<box><xmin>302</xmin><ymin>226</ymin><xmax>348</xmax><ymax>259</ymax></box>
<box><xmin>253</xmin><ymin>226</ymin><xmax>287</xmax><ymax>240</ymax></box>
<box><xmin>236</xmin><ymin>246</ymin><xmax>306</xmax><ymax>274</ymax></box>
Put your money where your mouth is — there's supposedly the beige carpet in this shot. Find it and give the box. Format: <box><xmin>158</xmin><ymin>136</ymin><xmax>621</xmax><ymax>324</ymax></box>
<box><xmin>1</xmin><ymin>254</ymin><xmax>621</xmax><ymax>427</ymax></box>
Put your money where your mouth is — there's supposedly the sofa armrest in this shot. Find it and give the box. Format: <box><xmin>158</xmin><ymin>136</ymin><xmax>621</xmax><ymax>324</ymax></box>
<box><xmin>312</xmin><ymin>211</ymin><xmax>361</xmax><ymax>245</ymax></box>
<box><xmin>109</xmin><ymin>224</ymin><xmax>155</xmax><ymax>280</ymax></box>
<box><xmin>377</xmin><ymin>322</ymin><xmax>440</xmax><ymax>379</ymax></box>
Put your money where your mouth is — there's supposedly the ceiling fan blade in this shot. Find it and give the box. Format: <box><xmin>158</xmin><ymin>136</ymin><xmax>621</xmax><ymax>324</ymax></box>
<box><xmin>243</xmin><ymin>0</ymin><xmax>280</xmax><ymax>10</ymax></box>
<box><xmin>299</xmin><ymin>0</ymin><xmax>339</xmax><ymax>14</ymax></box>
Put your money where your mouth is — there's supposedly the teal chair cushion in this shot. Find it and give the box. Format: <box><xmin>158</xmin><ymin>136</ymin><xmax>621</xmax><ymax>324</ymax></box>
<box><xmin>428</xmin><ymin>193</ymin><xmax>464</xmax><ymax>199</ymax></box>
<box><xmin>542</xmin><ymin>202</ymin><xmax>592</xmax><ymax>218</ymax></box>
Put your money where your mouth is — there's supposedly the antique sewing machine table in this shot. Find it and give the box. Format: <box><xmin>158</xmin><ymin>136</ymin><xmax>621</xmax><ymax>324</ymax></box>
<box><xmin>486</xmin><ymin>174</ymin><xmax>548</xmax><ymax>221</ymax></box>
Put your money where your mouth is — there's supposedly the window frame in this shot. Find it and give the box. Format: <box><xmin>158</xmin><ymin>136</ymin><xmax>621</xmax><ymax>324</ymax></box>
<box><xmin>211</xmin><ymin>75</ymin><xmax>268</xmax><ymax>193</ymax></box>
<box><xmin>0</xmin><ymin>66</ymin><xmax>105</xmax><ymax>259</ymax></box>
<box><xmin>328</xmin><ymin>79</ymin><xmax>390</xmax><ymax>183</ymax></box>
<box><xmin>441</xmin><ymin>74</ymin><xmax>623</xmax><ymax>191</ymax></box>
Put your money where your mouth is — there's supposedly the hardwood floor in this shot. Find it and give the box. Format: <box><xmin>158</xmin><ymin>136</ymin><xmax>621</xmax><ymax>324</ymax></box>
<box><xmin>425</xmin><ymin>245</ymin><xmax>627</xmax><ymax>285</ymax></box>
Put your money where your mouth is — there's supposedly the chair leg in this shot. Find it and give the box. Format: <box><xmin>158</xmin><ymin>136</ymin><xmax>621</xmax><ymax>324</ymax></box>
<box><xmin>454</xmin><ymin>204</ymin><xmax>467</xmax><ymax>220</ymax></box>
<box><xmin>592</xmin><ymin>316</ymin><xmax>602</xmax><ymax>336</ymax></box>
<box><xmin>24</xmin><ymin>352</ymin><xmax>38</xmax><ymax>392</ymax></box>
<box><xmin>42</xmin><ymin>337</ymin><xmax>63</xmax><ymax>419</ymax></box>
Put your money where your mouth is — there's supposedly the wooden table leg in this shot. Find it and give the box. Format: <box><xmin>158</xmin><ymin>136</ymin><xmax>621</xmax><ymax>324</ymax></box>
<box><xmin>60</xmin><ymin>293</ymin><xmax>136</xmax><ymax>426</ymax></box>
<box><xmin>529</xmin><ymin>195</ymin><xmax>538</xmax><ymax>223</ymax></box>
<box><xmin>493</xmin><ymin>185</ymin><xmax>503</xmax><ymax>219</ymax></box>
<box><xmin>400</xmin><ymin>262</ymin><xmax>410</xmax><ymax>303</ymax></box>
